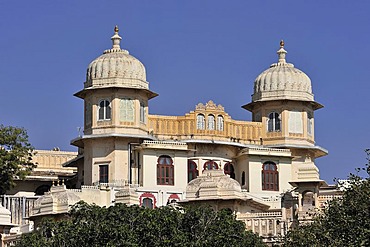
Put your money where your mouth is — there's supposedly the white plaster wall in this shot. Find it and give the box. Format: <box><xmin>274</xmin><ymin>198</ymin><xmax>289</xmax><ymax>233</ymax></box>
<box><xmin>72</xmin><ymin>188</ymin><xmax>112</xmax><ymax>207</ymax></box>
<box><xmin>248</xmin><ymin>156</ymin><xmax>292</xmax><ymax>195</ymax></box>
<box><xmin>278</xmin><ymin>157</ymin><xmax>293</xmax><ymax>192</ymax></box>
<box><xmin>190</xmin><ymin>144</ymin><xmax>237</xmax><ymax>160</ymax></box>
<box><xmin>83</xmin><ymin>140</ymin><xmax>93</xmax><ymax>185</ymax></box>
<box><xmin>141</xmin><ymin>150</ymin><xmax>188</xmax><ymax>192</ymax></box>
<box><xmin>235</xmin><ymin>155</ymin><xmax>249</xmax><ymax>190</ymax></box>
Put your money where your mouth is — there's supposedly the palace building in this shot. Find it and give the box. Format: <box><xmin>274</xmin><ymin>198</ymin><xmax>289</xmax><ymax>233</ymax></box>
<box><xmin>0</xmin><ymin>26</ymin><xmax>339</xmax><ymax>245</ymax></box>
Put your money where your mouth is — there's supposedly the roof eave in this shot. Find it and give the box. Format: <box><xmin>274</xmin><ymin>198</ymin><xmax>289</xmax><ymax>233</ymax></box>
<box><xmin>242</xmin><ymin>99</ymin><xmax>324</xmax><ymax>112</ymax></box>
<box><xmin>74</xmin><ymin>86</ymin><xmax>158</xmax><ymax>100</ymax></box>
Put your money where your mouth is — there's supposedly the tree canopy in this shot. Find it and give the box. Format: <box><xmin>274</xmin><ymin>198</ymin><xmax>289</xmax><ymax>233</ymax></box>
<box><xmin>284</xmin><ymin>150</ymin><xmax>370</xmax><ymax>247</ymax></box>
<box><xmin>16</xmin><ymin>203</ymin><xmax>265</xmax><ymax>247</ymax></box>
<box><xmin>0</xmin><ymin>124</ymin><xmax>35</xmax><ymax>194</ymax></box>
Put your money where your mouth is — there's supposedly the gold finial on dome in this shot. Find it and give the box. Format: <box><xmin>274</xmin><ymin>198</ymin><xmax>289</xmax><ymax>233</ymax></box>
<box><xmin>110</xmin><ymin>25</ymin><xmax>122</xmax><ymax>51</ymax></box>
<box><xmin>280</xmin><ymin>40</ymin><xmax>284</xmax><ymax>48</ymax></box>
<box><xmin>277</xmin><ymin>39</ymin><xmax>287</xmax><ymax>64</ymax></box>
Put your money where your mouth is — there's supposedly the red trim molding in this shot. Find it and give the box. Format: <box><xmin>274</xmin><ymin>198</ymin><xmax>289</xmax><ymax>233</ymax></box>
<box><xmin>139</xmin><ymin>192</ymin><xmax>157</xmax><ymax>208</ymax></box>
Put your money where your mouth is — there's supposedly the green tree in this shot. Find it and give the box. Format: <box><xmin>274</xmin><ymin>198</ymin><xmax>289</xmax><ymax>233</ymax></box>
<box><xmin>16</xmin><ymin>202</ymin><xmax>265</xmax><ymax>247</ymax></box>
<box><xmin>0</xmin><ymin>124</ymin><xmax>35</xmax><ymax>194</ymax></box>
<box><xmin>284</xmin><ymin>150</ymin><xmax>370</xmax><ymax>247</ymax></box>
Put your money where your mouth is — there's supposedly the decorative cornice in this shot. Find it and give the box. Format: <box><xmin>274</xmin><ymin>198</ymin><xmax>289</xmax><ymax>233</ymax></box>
<box><xmin>195</xmin><ymin>100</ymin><xmax>224</xmax><ymax>112</ymax></box>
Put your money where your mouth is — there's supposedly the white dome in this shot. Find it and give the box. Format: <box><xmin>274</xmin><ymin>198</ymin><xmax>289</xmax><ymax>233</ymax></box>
<box><xmin>252</xmin><ymin>41</ymin><xmax>313</xmax><ymax>102</ymax></box>
<box><xmin>0</xmin><ymin>205</ymin><xmax>11</xmax><ymax>225</ymax></box>
<box><xmin>186</xmin><ymin>170</ymin><xmax>242</xmax><ymax>200</ymax></box>
<box><xmin>84</xmin><ymin>26</ymin><xmax>148</xmax><ymax>90</ymax></box>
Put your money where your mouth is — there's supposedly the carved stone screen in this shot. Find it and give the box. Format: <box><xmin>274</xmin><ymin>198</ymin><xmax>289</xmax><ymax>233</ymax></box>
<box><xmin>120</xmin><ymin>98</ymin><xmax>134</xmax><ymax>122</ymax></box>
<box><xmin>288</xmin><ymin>111</ymin><xmax>303</xmax><ymax>133</ymax></box>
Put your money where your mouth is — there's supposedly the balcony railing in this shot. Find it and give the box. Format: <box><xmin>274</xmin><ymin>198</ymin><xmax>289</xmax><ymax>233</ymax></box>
<box><xmin>0</xmin><ymin>195</ymin><xmax>40</xmax><ymax>226</ymax></box>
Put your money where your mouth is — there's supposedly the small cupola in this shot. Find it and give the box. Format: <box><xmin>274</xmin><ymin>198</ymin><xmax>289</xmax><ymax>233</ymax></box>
<box><xmin>84</xmin><ymin>26</ymin><xmax>149</xmax><ymax>90</ymax></box>
<box><xmin>244</xmin><ymin>41</ymin><xmax>322</xmax><ymax>111</ymax></box>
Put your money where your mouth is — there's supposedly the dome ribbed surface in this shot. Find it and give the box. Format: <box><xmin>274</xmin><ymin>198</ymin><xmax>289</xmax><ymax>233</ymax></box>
<box><xmin>85</xmin><ymin>51</ymin><xmax>146</xmax><ymax>86</ymax></box>
<box><xmin>84</xmin><ymin>27</ymin><xmax>148</xmax><ymax>90</ymax></box>
<box><xmin>252</xmin><ymin>43</ymin><xmax>314</xmax><ymax>102</ymax></box>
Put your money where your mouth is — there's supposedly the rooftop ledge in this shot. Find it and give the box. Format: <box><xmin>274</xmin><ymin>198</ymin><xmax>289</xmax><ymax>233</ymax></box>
<box><xmin>74</xmin><ymin>85</ymin><xmax>158</xmax><ymax>100</ymax></box>
<box><xmin>70</xmin><ymin>133</ymin><xmax>156</xmax><ymax>147</ymax></box>
<box><xmin>180</xmin><ymin>139</ymin><xmax>257</xmax><ymax>148</ymax></box>
<box><xmin>238</xmin><ymin>147</ymin><xmax>291</xmax><ymax>157</ymax></box>
<box><xmin>141</xmin><ymin>140</ymin><xmax>188</xmax><ymax>150</ymax></box>
<box><xmin>265</xmin><ymin>144</ymin><xmax>328</xmax><ymax>158</ymax></box>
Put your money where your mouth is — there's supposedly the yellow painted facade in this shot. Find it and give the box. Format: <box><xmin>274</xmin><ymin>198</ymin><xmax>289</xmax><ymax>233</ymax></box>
<box><xmin>149</xmin><ymin>100</ymin><xmax>262</xmax><ymax>145</ymax></box>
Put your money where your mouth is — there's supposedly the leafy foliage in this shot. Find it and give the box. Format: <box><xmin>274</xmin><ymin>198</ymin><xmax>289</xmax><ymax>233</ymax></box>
<box><xmin>284</xmin><ymin>150</ymin><xmax>370</xmax><ymax>247</ymax></box>
<box><xmin>0</xmin><ymin>125</ymin><xmax>35</xmax><ymax>194</ymax></box>
<box><xmin>16</xmin><ymin>203</ymin><xmax>265</xmax><ymax>247</ymax></box>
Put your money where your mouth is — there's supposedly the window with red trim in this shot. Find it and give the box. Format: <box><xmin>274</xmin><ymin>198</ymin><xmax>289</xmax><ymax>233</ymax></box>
<box><xmin>224</xmin><ymin>162</ymin><xmax>235</xmax><ymax>179</ymax></box>
<box><xmin>167</xmin><ymin>194</ymin><xmax>180</xmax><ymax>204</ymax></box>
<box><xmin>157</xmin><ymin>155</ymin><xmax>174</xmax><ymax>185</ymax></box>
<box><xmin>203</xmin><ymin>160</ymin><xmax>218</xmax><ymax>170</ymax></box>
<box><xmin>140</xmin><ymin>192</ymin><xmax>156</xmax><ymax>208</ymax></box>
<box><xmin>188</xmin><ymin>160</ymin><xmax>199</xmax><ymax>182</ymax></box>
<box><xmin>262</xmin><ymin>162</ymin><xmax>279</xmax><ymax>191</ymax></box>
<box><xmin>142</xmin><ymin>198</ymin><xmax>153</xmax><ymax>208</ymax></box>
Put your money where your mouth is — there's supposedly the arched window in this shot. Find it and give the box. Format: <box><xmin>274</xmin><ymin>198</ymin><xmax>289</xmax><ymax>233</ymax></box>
<box><xmin>224</xmin><ymin>162</ymin><xmax>235</xmax><ymax>179</ymax></box>
<box><xmin>142</xmin><ymin>198</ymin><xmax>153</xmax><ymax>208</ymax></box>
<box><xmin>167</xmin><ymin>194</ymin><xmax>180</xmax><ymax>204</ymax></box>
<box><xmin>241</xmin><ymin>171</ymin><xmax>246</xmax><ymax>186</ymax></box>
<box><xmin>197</xmin><ymin>114</ymin><xmax>205</xmax><ymax>130</ymax></box>
<box><xmin>262</xmin><ymin>162</ymin><xmax>279</xmax><ymax>191</ymax></box>
<box><xmin>302</xmin><ymin>191</ymin><xmax>315</xmax><ymax>208</ymax></box>
<box><xmin>203</xmin><ymin>160</ymin><xmax>218</xmax><ymax>170</ymax></box>
<box><xmin>267</xmin><ymin>112</ymin><xmax>280</xmax><ymax>132</ymax></box>
<box><xmin>188</xmin><ymin>160</ymin><xmax>199</xmax><ymax>182</ymax></box>
<box><xmin>140</xmin><ymin>192</ymin><xmax>157</xmax><ymax>208</ymax></box>
<box><xmin>208</xmin><ymin>114</ymin><xmax>215</xmax><ymax>130</ymax></box>
<box><xmin>157</xmin><ymin>155</ymin><xmax>174</xmax><ymax>185</ymax></box>
<box><xmin>98</xmin><ymin>99</ymin><xmax>111</xmax><ymax>120</ymax></box>
<box><xmin>307</xmin><ymin>112</ymin><xmax>313</xmax><ymax>136</ymax></box>
<box><xmin>217</xmin><ymin>115</ymin><xmax>224</xmax><ymax>131</ymax></box>
<box><xmin>35</xmin><ymin>185</ymin><xmax>51</xmax><ymax>196</ymax></box>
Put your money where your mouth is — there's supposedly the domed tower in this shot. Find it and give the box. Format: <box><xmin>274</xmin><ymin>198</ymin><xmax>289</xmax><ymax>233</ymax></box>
<box><xmin>243</xmin><ymin>41</ymin><xmax>327</xmax><ymax>181</ymax></box>
<box><xmin>72</xmin><ymin>26</ymin><xmax>157</xmax><ymax>186</ymax></box>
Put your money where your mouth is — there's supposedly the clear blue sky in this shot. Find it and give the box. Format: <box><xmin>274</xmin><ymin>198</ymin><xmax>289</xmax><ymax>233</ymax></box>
<box><xmin>1</xmin><ymin>1</ymin><xmax>369</xmax><ymax>183</ymax></box>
